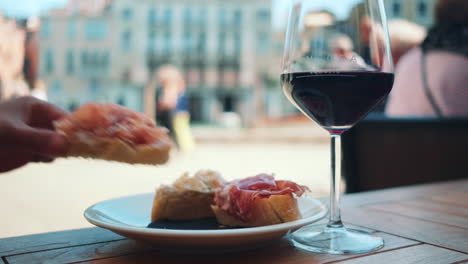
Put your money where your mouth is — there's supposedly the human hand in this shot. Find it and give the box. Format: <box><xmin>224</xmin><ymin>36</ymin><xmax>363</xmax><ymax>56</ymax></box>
<box><xmin>0</xmin><ymin>96</ymin><xmax>69</xmax><ymax>172</ymax></box>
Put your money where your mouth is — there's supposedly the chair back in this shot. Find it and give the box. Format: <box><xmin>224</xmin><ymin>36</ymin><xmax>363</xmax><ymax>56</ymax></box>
<box><xmin>342</xmin><ymin>116</ymin><xmax>468</xmax><ymax>193</ymax></box>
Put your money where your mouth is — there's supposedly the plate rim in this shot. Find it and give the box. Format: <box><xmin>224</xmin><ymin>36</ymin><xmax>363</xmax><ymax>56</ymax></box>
<box><xmin>84</xmin><ymin>192</ymin><xmax>328</xmax><ymax>237</ymax></box>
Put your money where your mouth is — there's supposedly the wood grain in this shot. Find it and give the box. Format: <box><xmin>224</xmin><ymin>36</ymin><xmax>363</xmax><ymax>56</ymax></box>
<box><xmin>0</xmin><ymin>228</ymin><xmax>123</xmax><ymax>256</ymax></box>
<box><xmin>402</xmin><ymin>199</ymin><xmax>468</xmax><ymax>218</ymax></box>
<box><xmin>431</xmin><ymin>192</ymin><xmax>468</xmax><ymax>208</ymax></box>
<box><xmin>342</xmin><ymin>179</ymin><xmax>468</xmax><ymax>209</ymax></box>
<box><xmin>5</xmin><ymin>239</ymin><xmax>152</xmax><ymax>264</ymax></box>
<box><xmin>332</xmin><ymin>244</ymin><xmax>468</xmax><ymax>264</ymax></box>
<box><xmin>367</xmin><ymin>201</ymin><xmax>468</xmax><ymax>229</ymax></box>
<box><xmin>343</xmin><ymin>207</ymin><xmax>468</xmax><ymax>253</ymax></box>
<box><xmin>34</xmin><ymin>232</ymin><xmax>417</xmax><ymax>264</ymax></box>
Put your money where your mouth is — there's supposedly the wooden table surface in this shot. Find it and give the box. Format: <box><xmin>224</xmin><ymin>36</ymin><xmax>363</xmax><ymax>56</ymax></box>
<box><xmin>1</xmin><ymin>179</ymin><xmax>467</xmax><ymax>264</ymax></box>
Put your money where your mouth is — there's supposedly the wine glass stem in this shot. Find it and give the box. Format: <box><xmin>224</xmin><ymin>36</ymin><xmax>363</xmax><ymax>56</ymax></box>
<box><xmin>327</xmin><ymin>134</ymin><xmax>344</xmax><ymax>229</ymax></box>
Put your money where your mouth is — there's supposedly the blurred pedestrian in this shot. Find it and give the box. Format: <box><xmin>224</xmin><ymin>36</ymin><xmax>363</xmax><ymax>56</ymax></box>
<box><xmin>156</xmin><ymin>65</ymin><xmax>194</xmax><ymax>151</ymax></box>
<box><xmin>388</xmin><ymin>19</ymin><xmax>427</xmax><ymax>67</ymax></box>
<box><xmin>386</xmin><ymin>0</ymin><xmax>468</xmax><ymax>117</ymax></box>
<box><xmin>329</xmin><ymin>34</ymin><xmax>368</xmax><ymax>70</ymax></box>
<box><xmin>174</xmin><ymin>89</ymin><xmax>195</xmax><ymax>153</ymax></box>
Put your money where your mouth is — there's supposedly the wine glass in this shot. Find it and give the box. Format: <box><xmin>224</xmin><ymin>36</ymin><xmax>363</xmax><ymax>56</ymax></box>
<box><xmin>281</xmin><ymin>0</ymin><xmax>394</xmax><ymax>254</ymax></box>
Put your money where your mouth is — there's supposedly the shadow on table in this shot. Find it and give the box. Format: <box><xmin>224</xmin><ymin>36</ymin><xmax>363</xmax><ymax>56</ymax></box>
<box><xmin>343</xmin><ymin>115</ymin><xmax>468</xmax><ymax>193</ymax></box>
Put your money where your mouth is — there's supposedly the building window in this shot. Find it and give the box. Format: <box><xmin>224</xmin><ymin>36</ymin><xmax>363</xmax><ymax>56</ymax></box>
<box><xmin>219</xmin><ymin>8</ymin><xmax>227</xmax><ymax>25</ymax></box>
<box><xmin>163</xmin><ymin>8</ymin><xmax>172</xmax><ymax>26</ymax></box>
<box><xmin>164</xmin><ymin>31</ymin><xmax>172</xmax><ymax>54</ymax></box>
<box><xmin>218</xmin><ymin>32</ymin><xmax>226</xmax><ymax>55</ymax></box>
<box><xmin>234</xmin><ymin>32</ymin><xmax>241</xmax><ymax>56</ymax></box>
<box><xmin>85</xmin><ymin>20</ymin><xmax>107</xmax><ymax>40</ymax></box>
<box><xmin>51</xmin><ymin>80</ymin><xmax>63</xmax><ymax>95</ymax></box>
<box><xmin>148</xmin><ymin>8</ymin><xmax>157</xmax><ymax>25</ymax></box>
<box><xmin>234</xmin><ymin>9</ymin><xmax>242</xmax><ymax>26</ymax></box>
<box><xmin>67</xmin><ymin>20</ymin><xmax>76</xmax><ymax>40</ymax></box>
<box><xmin>88</xmin><ymin>79</ymin><xmax>100</xmax><ymax>100</ymax></box>
<box><xmin>45</xmin><ymin>49</ymin><xmax>54</xmax><ymax>74</ymax></box>
<box><xmin>41</xmin><ymin>19</ymin><xmax>51</xmax><ymax>39</ymax></box>
<box><xmin>117</xmin><ymin>96</ymin><xmax>126</xmax><ymax>106</ymax></box>
<box><xmin>122</xmin><ymin>8</ymin><xmax>133</xmax><ymax>21</ymax></box>
<box><xmin>102</xmin><ymin>52</ymin><xmax>110</xmax><ymax>71</ymax></box>
<box><xmin>418</xmin><ymin>1</ymin><xmax>428</xmax><ymax>18</ymax></box>
<box><xmin>256</xmin><ymin>9</ymin><xmax>270</xmax><ymax>23</ymax></box>
<box><xmin>92</xmin><ymin>52</ymin><xmax>99</xmax><ymax>67</ymax></box>
<box><xmin>256</xmin><ymin>31</ymin><xmax>269</xmax><ymax>53</ymax></box>
<box><xmin>183</xmin><ymin>8</ymin><xmax>192</xmax><ymax>26</ymax></box>
<box><xmin>66</xmin><ymin>50</ymin><xmax>74</xmax><ymax>74</ymax></box>
<box><xmin>392</xmin><ymin>1</ymin><xmax>401</xmax><ymax>17</ymax></box>
<box><xmin>81</xmin><ymin>51</ymin><xmax>88</xmax><ymax>68</ymax></box>
<box><xmin>121</xmin><ymin>31</ymin><xmax>132</xmax><ymax>52</ymax></box>
<box><xmin>183</xmin><ymin>31</ymin><xmax>191</xmax><ymax>53</ymax></box>
<box><xmin>148</xmin><ymin>30</ymin><xmax>157</xmax><ymax>52</ymax></box>
<box><xmin>198</xmin><ymin>32</ymin><xmax>206</xmax><ymax>54</ymax></box>
<box><xmin>50</xmin><ymin>80</ymin><xmax>64</xmax><ymax>106</ymax></box>
<box><xmin>199</xmin><ymin>8</ymin><xmax>207</xmax><ymax>25</ymax></box>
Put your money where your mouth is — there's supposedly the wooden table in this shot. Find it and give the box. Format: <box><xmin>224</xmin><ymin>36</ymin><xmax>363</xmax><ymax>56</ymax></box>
<box><xmin>1</xmin><ymin>179</ymin><xmax>467</xmax><ymax>264</ymax></box>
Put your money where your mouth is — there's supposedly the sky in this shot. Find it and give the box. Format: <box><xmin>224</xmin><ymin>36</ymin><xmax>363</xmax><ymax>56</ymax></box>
<box><xmin>0</xmin><ymin>0</ymin><xmax>361</xmax><ymax>23</ymax></box>
<box><xmin>0</xmin><ymin>0</ymin><xmax>67</xmax><ymax>17</ymax></box>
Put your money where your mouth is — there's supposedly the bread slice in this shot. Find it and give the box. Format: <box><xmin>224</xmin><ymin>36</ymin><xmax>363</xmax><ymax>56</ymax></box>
<box><xmin>54</xmin><ymin>103</ymin><xmax>172</xmax><ymax>165</ymax></box>
<box><xmin>211</xmin><ymin>194</ymin><xmax>301</xmax><ymax>227</ymax></box>
<box><xmin>151</xmin><ymin>170</ymin><xmax>225</xmax><ymax>221</ymax></box>
<box><xmin>61</xmin><ymin>131</ymin><xmax>171</xmax><ymax>165</ymax></box>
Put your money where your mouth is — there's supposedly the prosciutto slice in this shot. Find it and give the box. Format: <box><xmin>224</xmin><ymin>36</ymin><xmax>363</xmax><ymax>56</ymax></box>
<box><xmin>213</xmin><ymin>174</ymin><xmax>307</xmax><ymax>222</ymax></box>
<box><xmin>55</xmin><ymin>103</ymin><xmax>167</xmax><ymax>145</ymax></box>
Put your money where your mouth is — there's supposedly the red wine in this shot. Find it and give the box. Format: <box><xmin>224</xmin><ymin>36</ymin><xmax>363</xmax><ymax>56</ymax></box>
<box><xmin>281</xmin><ymin>71</ymin><xmax>394</xmax><ymax>134</ymax></box>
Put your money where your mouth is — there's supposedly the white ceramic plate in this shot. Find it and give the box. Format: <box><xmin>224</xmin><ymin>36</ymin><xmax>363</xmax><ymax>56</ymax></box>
<box><xmin>84</xmin><ymin>193</ymin><xmax>327</xmax><ymax>251</ymax></box>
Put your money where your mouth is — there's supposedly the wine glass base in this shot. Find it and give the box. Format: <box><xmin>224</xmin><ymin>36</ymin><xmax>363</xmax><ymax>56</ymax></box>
<box><xmin>288</xmin><ymin>224</ymin><xmax>384</xmax><ymax>254</ymax></box>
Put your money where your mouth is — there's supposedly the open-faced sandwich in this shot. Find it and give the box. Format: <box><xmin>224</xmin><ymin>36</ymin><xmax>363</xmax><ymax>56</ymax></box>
<box><xmin>54</xmin><ymin>103</ymin><xmax>172</xmax><ymax>165</ymax></box>
<box><xmin>211</xmin><ymin>173</ymin><xmax>307</xmax><ymax>227</ymax></box>
<box><xmin>150</xmin><ymin>171</ymin><xmax>308</xmax><ymax>227</ymax></box>
<box><xmin>151</xmin><ymin>170</ymin><xmax>226</xmax><ymax>221</ymax></box>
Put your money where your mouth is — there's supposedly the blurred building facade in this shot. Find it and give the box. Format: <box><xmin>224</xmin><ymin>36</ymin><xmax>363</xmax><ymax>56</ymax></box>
<box><xmin>0</xmin><ymin>15</ymin><xmax>28</xmax><ymax>99</ymax></box>
<box><xmin>383</xmin><ymin>0</ymin><xmax>436</xmax><ymax>27</ymax></box>
<box><xmin>39</xmin><ymin>0</ymin><xmax>289</xmax><ymax>124</ymax></box>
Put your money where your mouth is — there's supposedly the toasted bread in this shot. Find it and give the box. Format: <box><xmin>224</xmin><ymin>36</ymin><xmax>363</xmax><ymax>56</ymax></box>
<box><xmin>151</xmin><ymin>170</ymin><xmax>225</xmax><ymax>221</ymax></box>
<box><xmin>211</xmin><ymin>194</ymin><xmax>301</xmax><ymax>227</ymax></box>
<box><xmin>61</xmin><ymin>131</ymin><xmax>171</xmax><ymax>165</ymax></box>
<box><xmin>54</xmin><ymin>103</ymin><xmax>172</xmax><ymax>165</ymax></box>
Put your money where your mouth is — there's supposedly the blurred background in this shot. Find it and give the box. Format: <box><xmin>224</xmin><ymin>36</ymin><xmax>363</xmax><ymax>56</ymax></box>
<box><xmin>0</xmin><ymin>0</ymin><xmax>439</xmax><ymax>238</ymax></box>
<box><xmin>0</xmin><ymin>0</ymin><xmax>435</xmax><ymax>124</ymax></box>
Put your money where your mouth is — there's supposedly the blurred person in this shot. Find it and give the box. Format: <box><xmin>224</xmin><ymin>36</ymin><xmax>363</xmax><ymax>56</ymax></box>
<box><xmin>0</xmin><ymin>96</ymin><xmax>68</xmax><ymax>173</ymax></box>
<box><xmin>23</xmin><ymin>17</ymin><xmax>41</xmax><ymax>93</ymax></box>
<box><xmin>174</xmin><ymin>88</ymin><xmax>195</xmax><ymax>153</ymax></box>
<box><xmin>388</xmin><ymin>19</ymin><xmax>427</xmax><ymax>67</ymax></box>
<box><xmin>359</xmin><ymin>16</ymin><xmax>373</xmax><ymax>64</ymax></box>
<box><xmin>156</xmin><ymin>65</ymin><xmax>193</xmax><ymax>148</ymax></box>
<box><xmin>386</xmin><ymin>0</ymin><xmax>468</xmax><ymax>117</ymax></box>
<box><xmin>329</xmin><ymin>34</ymin><xmax>368</xmax><ymax>70</ymax></box>
<box><xmin>0</xmin><ymin>16</ymin><xmax>29</xmax><ymax>100</ymax></box>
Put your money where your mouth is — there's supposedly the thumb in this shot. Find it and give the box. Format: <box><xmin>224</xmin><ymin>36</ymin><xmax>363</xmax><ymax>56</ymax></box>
<box><xmin>13</xmin><ymin>126</ymin><xmax>69</xmax><ymax>157</ymax></box>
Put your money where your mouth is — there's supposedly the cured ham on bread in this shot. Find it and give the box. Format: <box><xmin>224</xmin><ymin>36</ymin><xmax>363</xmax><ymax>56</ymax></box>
<box><xmin>211</xmin><ymin>174</ymin><xmax>307</xmax><ymax>227</ymax></box>
<box><xmin>54</xmin><ymin>103</ymin><xmax>172</xmax><ymax>165</ymax></box>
